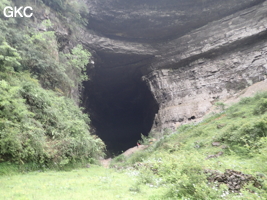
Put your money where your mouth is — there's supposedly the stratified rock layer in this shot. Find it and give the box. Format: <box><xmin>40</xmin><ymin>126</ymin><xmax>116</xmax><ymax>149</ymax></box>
<box><xmin>142</xmin><ymin>1</ymin><xmax>267</xmax><ymax>130</ymax></box>
<box><xmin>80</xmin><ymin>0</ymin><xmax>267</xmax><ymax>132</ymax></box>
<box><xmin>87</xmin><ymin>0</ymin><xmax>264</xmax><ymax>41</ymax></box>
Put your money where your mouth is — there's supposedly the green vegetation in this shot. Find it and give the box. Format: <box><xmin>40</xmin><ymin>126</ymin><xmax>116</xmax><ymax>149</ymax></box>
<box><xmin>41</xmin><ymin>0</ymin><xmax>89</xmax><ymax>25</ymax></box>
<box><xmin>109</xmin><ymin>92</ymin><xmax>267</xmax><ymax>199</ymax></box>
<box><xmin>0</xmin><ymin>0</ymin><xmax>104</xmax><ymax>168</ymax></box>
<box><xmin>1</xmin><ymin>0</ymin><xmax>267</xmax><ymax>199</ymax></box>
<box><xmin>0</xmin><ymin>74</ymin><xmax>105</xmax><ymax>166</ymax></box>
<box><xmin>2</xmin><ymin>92</ymin><xmax>267</xmax><ymax>200</ymax></box>
<box><xmin>0</xmin><ymin>165</ymin><xmax>168</xmax><ymax>200</ymax></box>
<box><xmin>0</xmin><ymin>0</ymin><xmax>91</xmax><ymax>95</ymax></box>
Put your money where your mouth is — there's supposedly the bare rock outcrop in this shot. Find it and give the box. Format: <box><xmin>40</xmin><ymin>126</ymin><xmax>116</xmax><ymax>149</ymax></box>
<box><xmin>142</xmin><ymin>1</ymin><xmax>267</xmax><ymax>130</ymax></box>
<box><xmin>81</xmin><ymin>0</ymin><xmax>267</xmax><ymax>132</ymax></box>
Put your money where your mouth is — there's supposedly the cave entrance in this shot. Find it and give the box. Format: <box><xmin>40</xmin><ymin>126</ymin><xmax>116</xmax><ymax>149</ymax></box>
<box><xmin>83</xmin><ymin>65</ymin><xmax>159</xmax><ymax>156</ymax></box>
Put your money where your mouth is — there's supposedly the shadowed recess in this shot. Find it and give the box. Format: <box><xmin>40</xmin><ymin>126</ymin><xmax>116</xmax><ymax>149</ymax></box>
<box><xmin>83</xmin><ymin>66</ymin><xmax>159</xmax><ymax>156</ymax></box>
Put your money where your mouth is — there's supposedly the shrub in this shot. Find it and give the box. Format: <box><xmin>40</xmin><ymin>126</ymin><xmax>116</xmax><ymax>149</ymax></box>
<box><xmin>138</xmin><ymin>134</ymin><xmax>150</xmax><ymax>145</ymax></box>
<box><xmin>137</xmin><ymin>168</ymin><xmax>155</xmax><ymax>185</ymax></box>
<box><xmin>0</xmin><ymin>75</ymin><xmax>105</xmax><ymax>166</ymax></box>
<box><xmin>0</xmin><ymin>13</ymin><xmax>104</xmax><ymax>167</ymax></box>
<box><xmin>112</xmin><ymin>154</ymin><xmax>126</xmax><ymax>163</ymax></box>
<box><xmin>160</xmin><ymin>142</ymin><xmax>180</xmax><ymax>153</ymax></box>
<box><xmin>0</xmin><ymin>41</ymin><xmax>21</xmax><ymax>72</ymax></box>
<box><xmin>129</xmin><ymin>184</ymin><xmax>141</xmax><ymax>193</ymax></box>
<box><xmin>216</xmin><ymin>117</ymin><xmax>267</xmax><ymax>156</ymax></box>
<box><xmin>253</xmin><ymin>98</ymin><xmax>267</xmax><ymax>115</ymax></box>
<box><xmin>127</xmin><ymin>151</ymin><xmax>150</xmax><ymax>165</ymax></box>
<box><xmin>239</xmin><ymin>97</ymin><xmax>252</xmax><ymax>105</ymax></box>
<box><xmin>153</xmin><ymin>152</ymin><xmax>226</xmax><ymax>200</ymax></box>
<box><xmin>215</xmin><ymin>101</ymin><xmax>225</xmax><ymax>111</ymax></box>
<box><xmin>254</xmin><ymin>92</ymin><xmax>267</xmax><ymax>101</ymax></box>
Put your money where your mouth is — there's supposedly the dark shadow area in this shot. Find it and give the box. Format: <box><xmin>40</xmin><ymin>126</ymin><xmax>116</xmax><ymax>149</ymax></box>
<box><xmin>82</xmin><ymin>66</ymin><xmax>159</xmax><ymax>156</ymax></box>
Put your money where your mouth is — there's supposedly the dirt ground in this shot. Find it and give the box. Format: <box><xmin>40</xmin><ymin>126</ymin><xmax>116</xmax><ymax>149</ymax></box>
<box><xmin>121</xmin><ymin>144</ymin><xmax>148</xmax><ymax>157</ymax></box>
<box><xmin>99</xmin><ymin>158</ymin><xmax>112</xmax><ymax>168</ymax></box>
<box><xmin>100</xmin><ymin>144</ymin><xmax>148</xmax><ymax>168</ymax></box>
<box><xmin>200</xmin><ymin>79</ymin><xmax>267</xmax><ymax>117</ymax></box>
<box><xmin>224</xmin><ymin>79</ymin><xmax>267</xmax><ymax>105</ymax></box>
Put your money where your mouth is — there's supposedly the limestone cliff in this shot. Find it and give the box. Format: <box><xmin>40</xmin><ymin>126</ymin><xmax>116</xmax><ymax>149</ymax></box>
<box><xmin>143</xmin><ymin>1</ymin><xmax>267</xmax><ymax>130</ymax></box>
<box><xmin>80</xmin><ymin>0</ymin><xmax>267</xmax><ymax>132</ymax></box>
<box><xmin>30</xmin><ymin>0</ymin><xmax>267</xmax><ymax>152</ymax></box>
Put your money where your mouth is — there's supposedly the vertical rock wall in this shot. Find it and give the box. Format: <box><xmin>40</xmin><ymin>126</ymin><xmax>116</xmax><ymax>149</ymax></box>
<box><xmin>143</xmin><ymin>1</ymin><xmax>267</xmax><ymax>130</ymax></box>
<box><xmin>145</xmin><ymin>41</ymin><xmax>267</xmax><ymax>130</ymax></box>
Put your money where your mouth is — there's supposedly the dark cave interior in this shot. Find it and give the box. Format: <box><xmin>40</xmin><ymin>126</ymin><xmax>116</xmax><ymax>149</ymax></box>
<box><xmin>83</xmin><ymin>64</ymin><xmax>159</xmax><ymax>156</ymax></box>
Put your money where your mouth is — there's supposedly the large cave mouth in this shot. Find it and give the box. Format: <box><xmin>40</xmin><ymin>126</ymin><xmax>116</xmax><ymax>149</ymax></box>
<box><xmin>83</xmin><ymin>65</ymin><xmax>159</xmax><ymax>156</ymax></box>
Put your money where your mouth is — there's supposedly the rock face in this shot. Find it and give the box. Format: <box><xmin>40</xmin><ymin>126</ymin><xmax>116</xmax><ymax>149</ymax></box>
<box><xmin>143</xmin><ymin>1</ymin><xmax>267</xmax><ymax>130</ymax></box>
<box><xmin>86</xmin><ymin>0</ymin><xmax>264</xmax><ymax>41</ymax></box>
<box><xmin>146</xmin><ymin>34</ymin><xmax>267</xmax><ymax>130</ymax></box>
<box><xmin>82</xmin><ymin>0</ymin><xmax>267</xmax><ymax>132</ymax></box>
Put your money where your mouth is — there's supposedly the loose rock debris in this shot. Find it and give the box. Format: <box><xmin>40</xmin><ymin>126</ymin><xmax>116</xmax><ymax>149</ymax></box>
<box><xmin>205</xmin><ymin>169</ymin><xmax>262</xmax><ymax>192</ymax></box>
<box><xmin>206</xmin><ymin>151</ymin><xmax>224</xmax><ymax>159</ymax></box>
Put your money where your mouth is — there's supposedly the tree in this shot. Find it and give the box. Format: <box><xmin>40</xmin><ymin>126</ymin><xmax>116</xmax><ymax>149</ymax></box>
<box><xmin>0</xmin><ymin>41</ymin><xmax>21</xmax><ymax>72</ymax></box>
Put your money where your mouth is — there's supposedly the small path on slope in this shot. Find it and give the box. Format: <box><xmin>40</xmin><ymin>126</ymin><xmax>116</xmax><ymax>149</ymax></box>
<box><xmin>100</xmin><ymin>144</ymin><xmax>148</xmax><ymax>168</ymax></box>
<box><xmin>196</xmin><ymin>79</ymin><xmax>267</xmax><ymax>121</ymax></box>
<box><xmin>100</xmin><ymin>158</ymin><xmax>112</xmax><ymax>168</ymax></box>
<box><xmin>122</xmin><ymin>144</ymin><xmax>148</xmax><ymax>157</ymax></box>
<box><xmin>224</xmin><ymin>79</ymin><xmax>267</xmax><ymax>105</ymax></box>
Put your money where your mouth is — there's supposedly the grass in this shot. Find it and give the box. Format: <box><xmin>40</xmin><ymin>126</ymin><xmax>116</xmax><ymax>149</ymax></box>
<box><xmin>1</xmin><ymin>92</ymin><xmax>267</xmax><ymax>199</ymax></box>
<box><xmin>111</xmin><ymin>92</ymin><xmax>267</xmax><ymax>199</ymax></box>
<box><xmin>0</xmin><ymin>165</ymin><xmax>167</xmax><ymax>200</ymax></box>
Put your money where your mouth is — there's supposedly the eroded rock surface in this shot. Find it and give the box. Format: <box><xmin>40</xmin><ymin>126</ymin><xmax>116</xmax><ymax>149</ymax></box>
<box><xmin>81</xmin><ymin>0</ymin><xmax>267</xmax><ymax>133</ymax></box>
<box><xmin>86</xmin><ymin>0</ymin><xmax>264</xmax><ymax>41</ymax></box>
<box><xmin>145</xmin><ymin>37</ymin><xmax>267</xmax><ymax>130</ymax></box>
<box><xmin>142</xmin><ymin>1</ymin><xmax>267</xmax><ymax>130</ymax></box>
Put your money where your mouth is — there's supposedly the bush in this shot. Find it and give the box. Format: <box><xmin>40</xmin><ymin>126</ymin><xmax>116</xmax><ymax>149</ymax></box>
<box><xmin>0</xmin><ymin>15</ymin><xmax>103</xmax><ymax>168</ymax></box>
<box><xmin>148</xmin><ymin>152</ymin><xmax>226</xmax><ymax>200</ymax></box>
<box><xmin>253</xmin><ymin>98</ymin><xmax>267</xmax><ymax>115</ymax></box>
<box><xmin>0</xmin><ymin>14</ymin><xmax>90</xmax><ymax>96</ymax></box>
<box><xmin>215</xmin><ymin>101</ymin><xmax>225</xmax><ymax>111</ymax></box>
<box><xmin>216</xmin><ymin>117</ymin><xmax>267</xmax><ymax>156</ymax></box>
<box><xmin>239</xmin><ymin>97</ymin><xmax>252</xmax><ymax>105</ymax></box>
<box><xmin>138</xmin><ymin>134</ymin><xmax>150</xmax><ymax>145</ymax></box>
<box><xmin>127</xmin><ymin>151</ymin><xmax>150</xmax><ymax>165</ymax></box>
<box><xmin>254</xmin><ymin>92</ymin><xmax>267</xmax><ymax>101</ymax></box>
<box><xmin>227</xmin><ymin>106</ymin><xmax>246</xmax><ymax>118</ymax></box>
<box><xmin>138</xmin><ymin>168</ymin><xmax>155</xmax><ymax>184</ymax></box>
<box><xmin>112</xmin><ymin>154</ymin><xmax>126</xmax><ymax>163</ymax></box>
<box><xmin>0</xmin><ymin>74</ymin><xmax>105</xmax><ymax>166</ymax></box>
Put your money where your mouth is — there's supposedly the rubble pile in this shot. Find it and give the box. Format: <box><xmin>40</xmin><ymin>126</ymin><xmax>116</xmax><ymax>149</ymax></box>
<box><xmin>206</xmin><ymin>169</ymin><xmax>262</xmax><ymax>192</ymax></box>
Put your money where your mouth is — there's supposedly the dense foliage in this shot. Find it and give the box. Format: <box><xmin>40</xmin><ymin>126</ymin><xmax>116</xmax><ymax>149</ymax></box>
<box><xmin>41</xmin><ymin>0</ymin><xmax>89</xmax><ymax>24</ymax></box>
<box><xmin>0</xmin><ymin>0</ymin><xmax>105</xmax><ymax>167</ymax></box>
<box><xmin>0</xmin><ymin>0</ymin><xmax>90</xmax><ymax>95</ymax></box>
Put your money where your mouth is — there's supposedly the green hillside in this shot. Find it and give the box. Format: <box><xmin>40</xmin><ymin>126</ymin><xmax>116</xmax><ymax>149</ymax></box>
<box><xmin>109</xmin><ymin>92</ymin><xmax>267</xmax><ymax>199</ymax></box>
<box><xmin>1</xmin><ymin>92</ymin><xmax>267</xmax><ymax>199</ymax></box>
